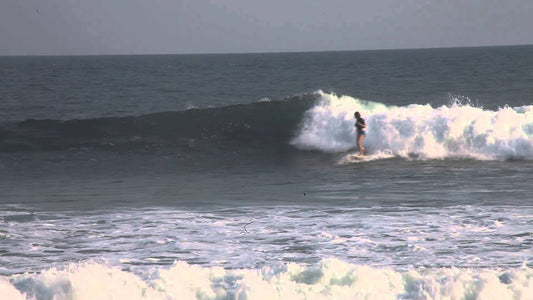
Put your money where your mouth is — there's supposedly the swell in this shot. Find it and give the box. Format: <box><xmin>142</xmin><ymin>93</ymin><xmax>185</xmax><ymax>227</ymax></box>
<box><xmin>0</xmin><ymin>94</ymin><xmax>319</xmax><ymax>153</ymax></box>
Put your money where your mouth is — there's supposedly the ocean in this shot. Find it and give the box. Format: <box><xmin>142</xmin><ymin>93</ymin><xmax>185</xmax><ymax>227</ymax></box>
<box><xmin>0</xmin><ymin>46</ymin><xmax>532</xmax><ymax>299</ymax></box>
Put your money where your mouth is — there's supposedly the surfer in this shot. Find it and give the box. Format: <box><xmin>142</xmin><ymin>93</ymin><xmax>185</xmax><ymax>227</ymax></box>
<box><xmin>354</xmin><ymin>111</ymin><xmax>366</xmax><ymax>155</ymax></box>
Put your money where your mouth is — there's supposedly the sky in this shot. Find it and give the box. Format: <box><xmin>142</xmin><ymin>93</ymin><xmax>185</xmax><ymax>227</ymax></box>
<box><xmin>1</xmin><ymin>0</ymin><xmax>532</xmax><ymax>55</ymax></box>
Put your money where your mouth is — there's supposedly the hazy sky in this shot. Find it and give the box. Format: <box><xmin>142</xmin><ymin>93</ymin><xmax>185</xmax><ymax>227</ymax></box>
<box><xmin>1</xmin><ymin>0</ymin><xmax>532</xmax><ymax>55</ymax></box>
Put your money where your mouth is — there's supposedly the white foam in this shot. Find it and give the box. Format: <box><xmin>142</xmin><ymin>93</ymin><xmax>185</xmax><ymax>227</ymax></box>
<box><xmin>291</xmin><ymin>92</ymin><xmax>533</xmax><ymax>160</ymax></box>
<box><xmin>186</xmin><ymin>103</ymin><xmax>199</xmax><ymax>110</ymax></box>
<box><xmin>2</xmin><ymin>259</ymin><xmax>532</xmax><ymax>300</ymax></box>
<box><xmin>0</xmin><ymin>279</ymin><xmax>25</xmax><ymax>300</ymax></box>
<box><xmin>255</xmin><ymin>97</ymin><xmax>271</xmax><ymax>103</ymax></box>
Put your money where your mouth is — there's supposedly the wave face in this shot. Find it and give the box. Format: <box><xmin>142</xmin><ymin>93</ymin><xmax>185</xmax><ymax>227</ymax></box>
<box><xmin>0</xmin><ymin>94</ymin><xmax>318</xmax><ymax>153</ymax></box>
<box><xmin>2</xmin><ymin>259</ymin><xmax>531</xmax><ymax>300</ymax></box>
<box><xmin>292</xmin><ymin>92</ymin><xmax>533</xmax><ymax>160</ymax></box>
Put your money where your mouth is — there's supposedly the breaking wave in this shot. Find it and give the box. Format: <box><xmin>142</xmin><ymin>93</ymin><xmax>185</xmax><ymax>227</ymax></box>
<box><xmin>291</xmin><ymin>91</ymin><xmax>533</xmax><ymax>160</ymax></box>
<box><xmin>3</xmin><ymin>90</ymin><xmax>532</xmax><ymax>161</ymax></box>
<box><xmin>2</xmin><ymin>259</ymin><xmax>531</xmax><ymax>300</ymax></box>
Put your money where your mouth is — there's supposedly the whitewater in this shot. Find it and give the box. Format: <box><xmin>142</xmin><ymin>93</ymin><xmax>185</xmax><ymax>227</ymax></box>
<box><xmin>1</xmin><ymin>205</ymin><xmax>532</xmax><ymax>300</ymax></box>
<box><xmin>292</xmin><ymin>91</ymin><xmax>533</xmax><ymax>161</ymax></box>
<box><xmin>2</xmin><ymin>260</ymin><xmax>532</xmax><ymax>300</ymax></box>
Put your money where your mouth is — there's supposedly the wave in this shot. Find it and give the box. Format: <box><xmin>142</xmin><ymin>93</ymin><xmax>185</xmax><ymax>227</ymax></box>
<box><xmin>0</xmin><ymin>94</ymin><xmax>319</xmax><ymax>153</ymax></box>
<box><xmin>2</xmin><ymin>259</ymin><xmax>531</xmax><ymax>300</ymax></box>
<box><xmin>291</xmin><ymin>92</ymin><xmax>533</xmax><ymax>160</ymax></box>
<box><xmin>3</xmin><ymin>91</ymin><xmax>532</xmax><ymax>161</ymax></box>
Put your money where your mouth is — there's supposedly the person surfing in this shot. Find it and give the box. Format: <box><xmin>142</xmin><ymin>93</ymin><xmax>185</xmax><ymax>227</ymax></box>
<box><xmin>354</xmin><ymin>111</ymin><xmax>366</xmax><ymax>156</ymax></box>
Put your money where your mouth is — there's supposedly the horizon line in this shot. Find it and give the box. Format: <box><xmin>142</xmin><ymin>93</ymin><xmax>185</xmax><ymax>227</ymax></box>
<box><xmin>1</xmin><ymin>43</ymin><xmax>532</xmax><ymax>57</ymax></box>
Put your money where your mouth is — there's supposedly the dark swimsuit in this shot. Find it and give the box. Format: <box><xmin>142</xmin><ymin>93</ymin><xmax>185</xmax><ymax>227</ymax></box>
<box><xmin>356</xmin><ymin>117</ymin><xmax>366</xmax><ymax>135</ymax></box>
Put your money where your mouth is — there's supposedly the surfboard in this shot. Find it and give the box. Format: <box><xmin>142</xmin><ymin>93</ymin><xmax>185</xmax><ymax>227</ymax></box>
<box><xmin>348</xmin><ymin>154</ymin><xmax>367</xmax><ymax>160</ymax></box>
<box><xmin>338</xmin><ymin>151</ymin><xmax>394</xmax><ymax>164</ymax></box>
<box><xmin>343</xmin><ymin>153</ymin><xmax>373</xmax><ymax>162</ymax></box>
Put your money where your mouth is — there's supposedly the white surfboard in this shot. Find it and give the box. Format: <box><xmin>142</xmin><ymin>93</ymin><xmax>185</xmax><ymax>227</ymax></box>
<box><xmin>338</xmin><ymin>151</ymin><xmax>394</xmax><ymax>164</ymax></box>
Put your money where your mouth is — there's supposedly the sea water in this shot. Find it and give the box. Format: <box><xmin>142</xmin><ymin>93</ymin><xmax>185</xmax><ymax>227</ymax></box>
<box><xmin>0</xmin><ymin>46</ymin><xmax>532</xmax><ymax>299</ymax></box>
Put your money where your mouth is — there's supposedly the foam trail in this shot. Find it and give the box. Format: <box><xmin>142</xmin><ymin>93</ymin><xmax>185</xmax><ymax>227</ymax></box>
<box><xmin>291</xmin><ymin>91</ymin><xmax>533</xmax><ymax>160</ymax></box>
<box><xmin>1</xmin><ymin>260</ymin><xmax>531</xmax><ymax>299</ymax></box>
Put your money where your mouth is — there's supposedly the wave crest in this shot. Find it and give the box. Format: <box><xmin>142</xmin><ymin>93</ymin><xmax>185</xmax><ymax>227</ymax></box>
<box><xmin>291</xmin><ymin>92</ymin><xmax>533</xmax><ymax>160</ymax></box>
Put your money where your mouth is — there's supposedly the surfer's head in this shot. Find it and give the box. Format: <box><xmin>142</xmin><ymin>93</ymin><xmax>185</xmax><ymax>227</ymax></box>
<box><xmin>354</xmin><ymin>111</ymin><xmax>361</xmax><ymax>118</ymax></box>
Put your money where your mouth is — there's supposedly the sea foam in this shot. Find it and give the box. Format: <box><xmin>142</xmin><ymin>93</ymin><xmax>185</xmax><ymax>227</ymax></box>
<box><xmin>2</xmin><ymin>259</ymin><xmax>531</xmax><ymax>300</ymax></box>
<box><xmin>291</xmin><ymin>91</ymin><xmax>533</xmax><ymax>160</ymax></box>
